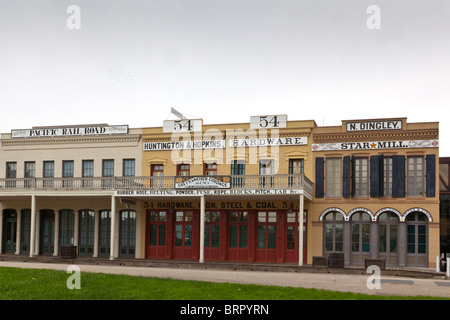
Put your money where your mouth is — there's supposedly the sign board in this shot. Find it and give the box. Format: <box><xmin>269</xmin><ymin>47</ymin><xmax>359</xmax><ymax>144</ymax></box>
<box><xmin>250</xmin><ymin>115</ymin><xmax>287</xmax><ymax>129</ymax></box>
<box><xmin>163</xmin><ymin>119</ymin><xmax>202</xmax><ymax>132</ymax></box>
<box><xmin>229</xmin><ymin>137</ymin><xmax>307</xmax><ymax>148</ymax></box>
<box><xmin>115</xmin><ymin>189</ymin><xmax>305</xmax><ymax>197</ymax></box>
<box><xmin>312</xmin><ymin>139</ymin><xmax>439</xmax><ymax>151</ymax></box>
<box><xmin>144</xmin><ymin>140</ymin><xmax>225</xmax><ymax>151</ymax></box>
<box><xmin>11</xmin><ymin>125</ymin><xmax>128</xmax><ymax>138</ymax></box>
<box><xmin>346</xmin><ymin>120</ymin><xmax>402</xmax><ymax>131</ymax></box>
<box><xmin>175</xmin><ymin>176</ymin><xmax>231</xmax><ymax>189</ymax></box>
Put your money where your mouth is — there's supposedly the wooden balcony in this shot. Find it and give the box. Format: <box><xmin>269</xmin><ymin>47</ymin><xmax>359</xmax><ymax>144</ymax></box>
<box><xmin>0</xmin><ymin>174</ymin><xmax>313</xmax><ymax>199</ymax></box>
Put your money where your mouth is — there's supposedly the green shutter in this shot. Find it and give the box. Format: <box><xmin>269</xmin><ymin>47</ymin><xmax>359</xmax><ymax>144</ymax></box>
<box><xmin>426</xmin><ymin>154</ymin><xmax>436</xmax><ymax>197</ymax></box>
<box><xmin>315</xmin><ymin>157</ymin><xmax>324</xmax><ymax>198</ymax></box>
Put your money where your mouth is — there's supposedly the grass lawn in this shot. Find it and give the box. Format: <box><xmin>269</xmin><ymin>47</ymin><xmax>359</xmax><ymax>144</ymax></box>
<box><xmin>0</xmin><ymin>266</ymin><xmax>446</xmax><ymax>300</ymax></box>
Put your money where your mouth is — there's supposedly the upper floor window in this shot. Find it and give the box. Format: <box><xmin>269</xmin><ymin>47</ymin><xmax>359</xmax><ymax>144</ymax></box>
<box><xmin>6</xmin><ymin>162</ymin><xmax>17</xmax><ymax>179</ymax></box>
<box><xmin>63</xmin><ymin>160</ymin><xmax>74</xmax><ymax>178</ymax></box>
<box><xmin>204</xmin><ymin>163</ymin><xmax>217</xmax><ymax>176</ymax></box>
<box><xmin>102</xmin><ymin>160</ymin><xmax>114</xmax><ymax>177</ymax></box>
<box><xmin>259</xmin><ymin>160</ymin><xmax>274</xmax><ymax>175</ymax></box>
<box><xmin>231</xmin><ymin>160</ymin><xmax>245</xmax><ymax>175</ymax></box>
<box><xmin>407</xmin><ymin>156</ymin><xmax>424</xmax><ymax>196</ymax></box>
<box><xmin>123</xmin><ymin>159</ymin><xmax>135</xmax><ymax>177</ymax></box>
<box><xmin>326</xmin><ymin>158</ymin><xmax>342</xmax><ymax>198</ymax></box>
<box><xmin>289</xmin><ymin>159</ymin><xmax>304</xmax><ymax>175</ymax></box>
<box><xmin>24</xmin><ymin>162</ymin><xmax>35</xmax><ymax>178</ymax></box>
<box><xmin>177</xmin><ymin>164</ymin><xmax>190</xmax><ymax>176</ymax></box>
<box><xmin>354</xmin><ymin>158</ymin><xmax>369</xmax><ymax>197</ymax></box>
<box><xmin>43</xmin><ymin>161</ymin><xmax>54</xmax><ymax>178</ymax></box>
<box><xmin>82</xmin><ymin>160</ymin><xmax>94</xmax><ymax>177</ymax></box>
<box><xmin>384</xmin><ymin>157</ymin><xmax>393</xmax><ymax>196</ymax></box>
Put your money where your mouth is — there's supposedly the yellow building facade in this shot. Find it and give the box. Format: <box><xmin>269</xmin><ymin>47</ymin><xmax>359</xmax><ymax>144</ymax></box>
<box><xmin>0</xmin><ymin>116</ymin><xmax>440</xmax><ymax>268</ymax></box>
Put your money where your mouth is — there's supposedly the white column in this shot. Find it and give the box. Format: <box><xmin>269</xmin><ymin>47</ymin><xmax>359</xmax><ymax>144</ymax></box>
<box><xmin>199</xmin><ymin>195</ymin><xmax>205</xmax><ymax>263</ymax></box>
<box><xmin>29</xmin><ymin>195</ymin><xmax>36</xmax><ymax>257</ymax></box>
<box><xmin>93</xmin><ymin>211</ymin><xmax>99</xmax><ymax>257</ymax></box>
<box><xmin>110</xmin><ymin>195</ymin><xmax>116</xmax><ymax>260</ymax></box>
<box><xmin>15</xmin><ymin>210</ymin><xmax>21</xmax><ymax>255</ymax></box>
<box><xmin>53</xmin><ymin>211</ymin><xmax>59</xmax><ymax>256</ymax></box>
<box><xmin>298</xmin><ymin>194</ymin><xmax>304</xmax><ymax>267</ymax></box>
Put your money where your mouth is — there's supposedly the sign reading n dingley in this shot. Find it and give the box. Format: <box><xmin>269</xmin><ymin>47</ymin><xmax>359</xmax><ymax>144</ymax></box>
<box><xmin>11</xmin><ymin>125</ymin><xmax>129</xmax><ymax>138</ymax></box>
<box><xmin>175</xmin><ymin>176</ymin><xmax>231</xmax><ymax>189</ymax></box>
<box><xmin>346</xmin><ymin>120</ymin><xmax>402</xmax><ymax>131</ymax></box>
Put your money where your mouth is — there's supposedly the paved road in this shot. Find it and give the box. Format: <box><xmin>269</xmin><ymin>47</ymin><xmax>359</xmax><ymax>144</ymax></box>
<box><xmin>0</xmin><ymin>261</ymin><xmax>449</xmax><ymax>298</ymax></box>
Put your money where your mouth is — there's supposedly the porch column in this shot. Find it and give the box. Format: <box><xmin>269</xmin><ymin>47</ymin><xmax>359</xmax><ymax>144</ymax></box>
<box><xmin>53</xmin><ymin>210</ymin><xmax>59</xmax><ymax>256</ymax></box>
<box><xmin>15</xmin><ymin>210</ymin><xmax>21</xmax><ymax>255</ymax></box>
<box><xmin>343</xmin><ymin>221</ymin><xmax>351</xmax><ymax>267</ymax></box>
<box><xmin>29</xmin><ymin>195</ymin><xmax>36</xmax><ymax>258</ymax></box>
<box><xmin>93</xmin><ymin>211</ymin><xmax>99</xmax><ymax>257</ymax></box>
<box><xmin>369</xmin><ymin>221</ymin><xmax>378</xmax><ymax>259</ymax></box>
<box><xmin>110</xmin><ymin>195</ymin><xmax>116</xmax><ymax>260</ymax></box>
<box><xmin>298</xmin><ymin>194</ymin><xmax>304</xmax><ymax>266</ymax></box>
<box><xmin>398</xmin><ymin>221</ymin><xmax>407</xmax><ymax>267</ymax></box>
<box><xmin>199</xmin><ymin>195</ymin><xmax>205</xmax><ymax>263</ymax></box>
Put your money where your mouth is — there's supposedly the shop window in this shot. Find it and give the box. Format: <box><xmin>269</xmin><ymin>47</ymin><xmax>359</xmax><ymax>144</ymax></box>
<box><xmin>324</xmin><ymin>212</ymin><xmax>344</xmax><ymax>252</ymax></box>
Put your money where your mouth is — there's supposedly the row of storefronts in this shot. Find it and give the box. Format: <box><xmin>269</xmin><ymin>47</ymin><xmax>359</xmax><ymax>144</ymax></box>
<box><xmin>0</xmin><ymin>116</ymin><xmax>443</xmax><ymax>268</ymax></box>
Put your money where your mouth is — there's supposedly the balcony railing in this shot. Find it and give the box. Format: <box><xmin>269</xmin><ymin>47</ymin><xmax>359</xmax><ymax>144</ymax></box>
<box><xmin>0</xmin><ymin>174</ymin><xmax>313</xmax><ymax>198</ymax></box>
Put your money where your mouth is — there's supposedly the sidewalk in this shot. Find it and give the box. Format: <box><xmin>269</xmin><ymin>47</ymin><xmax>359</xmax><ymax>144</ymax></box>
<box><xmin>0</xmin><ymin>257</ymin><xmax>449</xmax><ymax>298</ymax></box>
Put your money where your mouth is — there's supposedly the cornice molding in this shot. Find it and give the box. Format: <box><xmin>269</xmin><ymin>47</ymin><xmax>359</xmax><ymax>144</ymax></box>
<box><xmin>313</xmin><ymin>129</ymin><xmax>438</xmax><ymax>143</ymax></box>
<box><xmin>1</xmin><ymin>134</ymin><xmax>141</xmax><ymax>147</ymax></box>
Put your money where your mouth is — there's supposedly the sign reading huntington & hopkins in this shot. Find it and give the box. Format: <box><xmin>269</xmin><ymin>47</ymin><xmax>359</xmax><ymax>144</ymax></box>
<box><xmin>312</xmin><ymin>139</ymin><xmax>439</xmax><ymax>151</ymax></box>
<box><xmin>175</xmin><ymin>176</ymin><xmax>231</xmax><ymax>189</ymax></box>
<box><xmin>11</xmin><ymin>125</ymin><xmax>129</xmax><ymax>138</ymax></box>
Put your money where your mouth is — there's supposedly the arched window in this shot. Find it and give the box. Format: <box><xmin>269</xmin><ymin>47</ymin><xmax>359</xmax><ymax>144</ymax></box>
<box><xmin>406</xmin><ymin>212</ymin><xmax>428</xmax><ymax>267</ymax></box>
<box><xmin>350</xmin><ymin>212</ymin><xmax>371</xmax><ymax>265</ymax></box>
<box><xmin>324</xmin><ymin>212</ymin><xmax>344</xmax><ymax>253</ymax></box>
<box><xmin>378</xmin><ymin>212</ymin><xmax>399</xmax><ymax>266</ymax></box>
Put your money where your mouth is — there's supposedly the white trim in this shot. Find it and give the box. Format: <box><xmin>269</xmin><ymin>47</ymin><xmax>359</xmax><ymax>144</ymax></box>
<box><xmin>348</xmin><ymin>207</ymin><xmax>375</xmax><ymax>221</ymax></box>
<box><xmin>404</xmin><ymin>207</ymin><xmax>433</xmax><ymax>222</ymax></box>
<box><xmin>374</xmin><ymin>207</ymin><xmax>403</xmax><ymax>221</ymax></box>
<box><xmin>319</xmin><ymin>207</ymin><xmax>347</xmax><ymax>221</ymax></box>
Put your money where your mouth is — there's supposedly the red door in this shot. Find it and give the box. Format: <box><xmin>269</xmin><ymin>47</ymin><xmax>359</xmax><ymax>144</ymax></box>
<box><xmin>146</xmin><ymin>210</ymin><xmax>167</xmax><ymax>259</ymax></box>
<box><xmin>173</xmin><ymin>211</ymin><xmax>199</xmax><ymax>260</ymax></box>
<box><xmin>227</xmin><ymin>211</ymin><xmax>249</xmax><ymax>262</ymax></box>
<box><xmin>255</xmin><ymin>212</ymin><xmax>277</xmax><ymax>263</ymax></box>
<box><xmin>204</xmin><ymin>211</ymin><xmax>221</xmax><ymax>261</ymax></box>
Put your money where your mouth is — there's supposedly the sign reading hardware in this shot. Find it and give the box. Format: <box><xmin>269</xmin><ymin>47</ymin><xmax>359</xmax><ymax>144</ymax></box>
<box><xmin>346</xmin><ymin>120</ymin><xmax>402</xmax><ymax>131</ymax></box>
<box><xmin>229</xmin><ymin>136</ymin><xmax>307</xmax><ymax>148</ymax></box>
<box><xmin>144</xmin><ymin>140</ymin><xmax>225</xmax><ymax>151</ymax></box>
<box><xmin>312</xmin><ymin>139</ymin><xmax>439</xmax><ymax>151</ymax></box>
<box><xmin>11</xmin><ymin>125</ymin><xmax>128</xmax><ymax>138</ymax></box>
<box><xmin>175</xmin><ymin>176</ymin><xmax>231</xmax><ymax>189</ymax></box>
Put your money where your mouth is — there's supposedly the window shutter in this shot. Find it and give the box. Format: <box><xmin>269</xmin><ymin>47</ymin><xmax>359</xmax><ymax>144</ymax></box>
<box><xmin>426</xmin><ymin>154</ymin><xmax>436</xmax><ymax>197</ymax></box>
<box><xmin>343</xmin><ymin>156</ymin><xmax>351</xmax><ymax>198</ymax></box>
<box><xmin>370</xmin><ymin>155</ymin><xmax>380</xmax><ymax>197</ymax></box>
<box><xmin>315</xmin><ymin>157</ymin><xmax>324</xmax><ymax>198</ymax></box>
<box><xmin>351</xmin><ymin>155</ymin><xmax>355</xmax><ymax>197</ymax></box>
<box><xmin>392</xmin><ymin>155</ymin><xmax>405</xmax><ymax>198</ymax></box>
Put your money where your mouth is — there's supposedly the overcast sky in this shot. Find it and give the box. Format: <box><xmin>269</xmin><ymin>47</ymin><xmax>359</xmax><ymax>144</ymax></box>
<box><xmin>1</xmin><ymin>1</ymin><xmax>449</xmax><ymax>154</ymax></box>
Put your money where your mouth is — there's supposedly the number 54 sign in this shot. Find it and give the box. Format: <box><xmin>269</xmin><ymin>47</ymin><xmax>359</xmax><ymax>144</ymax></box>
<box><xmin>250</xmin><ymin>115</ymin><xmax>287</xmax><ymax>129</ymax></box>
